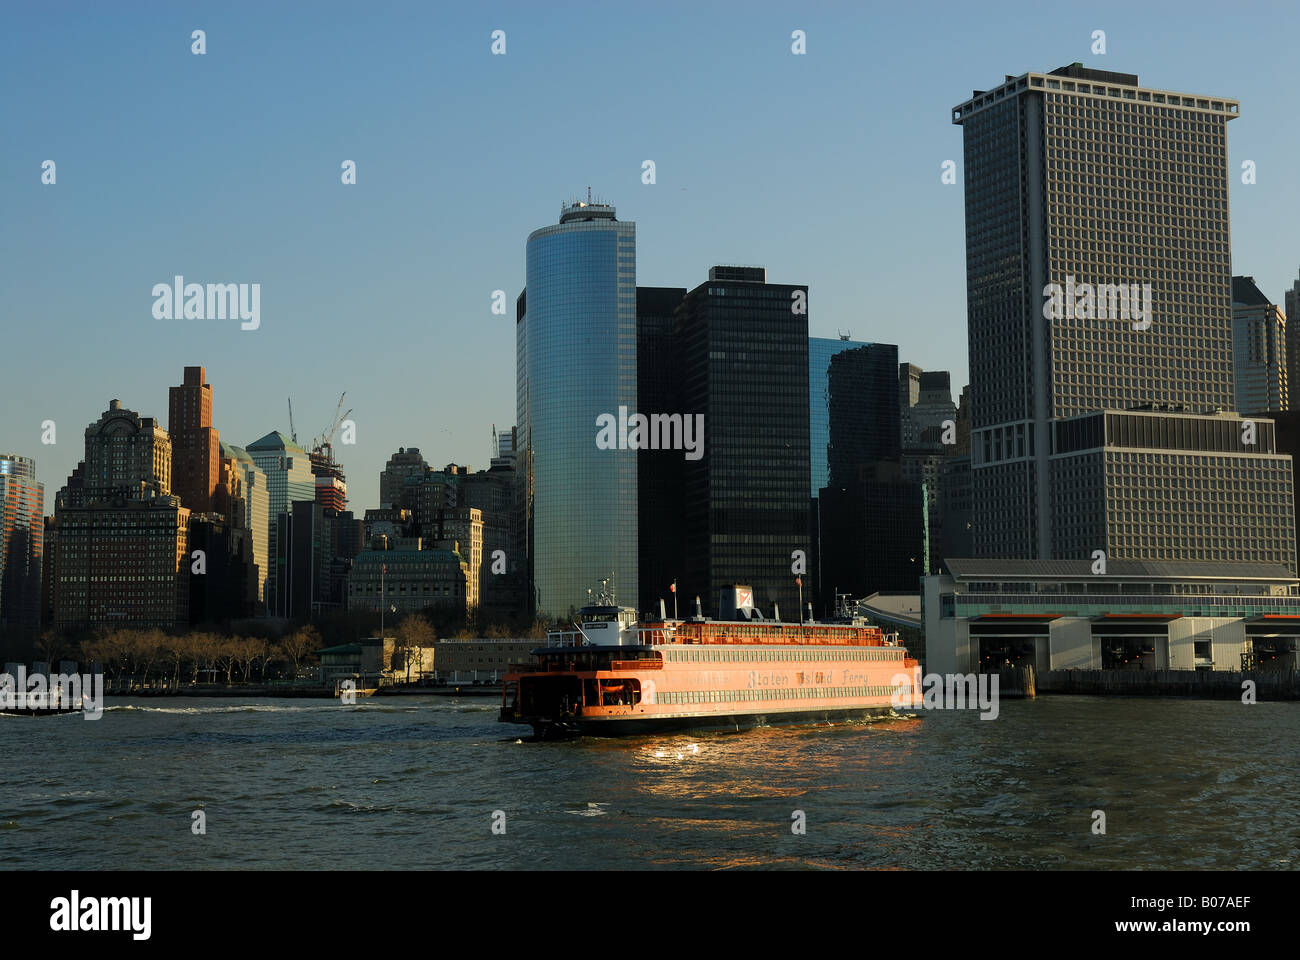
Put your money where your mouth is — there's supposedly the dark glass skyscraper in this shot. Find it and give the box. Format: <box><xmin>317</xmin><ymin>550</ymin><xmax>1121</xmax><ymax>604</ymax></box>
<box><xmin>815</xmin><ymin>343</ymin><xmax>922</xmax><ymax>601</ymax></box>
<box><xmin>825</xmin><ymin>344</ymin><xmax>900</xmax><ymax>486</ymax></box>
<box><xmin>675</xmin><ymin>267</ymin><xmax>810</xmax><ymax>618</ymax></box>
<box><xmin>809</xmin><ymin>336</ymin><xmax>869</xmax><ymax>495</ymax></box>
<box><xmin>637</xmin><ymin>286</ymin><xmax>687</xmax><ymax>615</ymax></box>
<box><xmin>518</xmin><ymin>199</ymin><xmax>638</xmax><ymax>617</ymax></box>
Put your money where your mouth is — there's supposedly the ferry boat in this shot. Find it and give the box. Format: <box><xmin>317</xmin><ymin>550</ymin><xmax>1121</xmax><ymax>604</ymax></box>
<box><xmin>500</xmin><ymin>583</ymin><xmax>922</xmax><ymax>738</ymax></box>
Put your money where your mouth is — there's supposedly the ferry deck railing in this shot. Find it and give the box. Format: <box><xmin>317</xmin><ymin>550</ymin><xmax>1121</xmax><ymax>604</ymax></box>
<box><xmin>542</xmin><ymin>625</ymin><xmax>901</xmax><ymax>648</ymax></box>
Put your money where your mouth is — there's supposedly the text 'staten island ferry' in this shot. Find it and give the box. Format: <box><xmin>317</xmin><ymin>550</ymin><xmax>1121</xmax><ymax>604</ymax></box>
<box><xmin>500</xmin><ymin>582</ymin><xmax>922</xmax><ymax>738</ymax></box>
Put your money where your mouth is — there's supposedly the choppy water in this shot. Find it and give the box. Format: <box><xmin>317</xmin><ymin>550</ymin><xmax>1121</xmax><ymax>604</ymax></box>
<box><xmin>1</xmin><ymin>695</ymin><xmax>1297</xmax><ymax>869</ymax></box>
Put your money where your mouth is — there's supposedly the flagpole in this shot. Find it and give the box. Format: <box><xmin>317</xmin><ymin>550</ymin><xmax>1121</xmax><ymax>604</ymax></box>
<box><xmin>672</xmin><ymin>580</ymin><xmax>678</xmax><ymax>621</ymax></box>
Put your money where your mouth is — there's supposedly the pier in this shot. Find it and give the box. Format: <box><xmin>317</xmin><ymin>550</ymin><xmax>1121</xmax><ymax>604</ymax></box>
<box><xmin>1038</xmin><ymin>669</ymin><xmax>1300</xmax><ymax>700</ymax></box>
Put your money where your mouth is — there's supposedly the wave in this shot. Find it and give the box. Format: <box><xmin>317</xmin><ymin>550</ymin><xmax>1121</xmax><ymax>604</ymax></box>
<box><xmin>103</xmin><ymin>703</ymin><xmax>343</xmax><ymax>715</ymax></box>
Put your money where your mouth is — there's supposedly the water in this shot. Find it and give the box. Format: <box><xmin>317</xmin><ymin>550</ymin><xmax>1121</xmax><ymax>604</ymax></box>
<box><xmin>2</xmin><ymin>695</ymin><xmax>1297</xmax><ymax>870</ymax></box>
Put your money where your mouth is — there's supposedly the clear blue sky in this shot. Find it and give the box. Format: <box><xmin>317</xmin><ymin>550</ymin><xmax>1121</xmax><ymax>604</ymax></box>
<box><xmin>4</xmin><ymin>0</ymin><xmax>1298</xmax><ymax>514</ymax></box>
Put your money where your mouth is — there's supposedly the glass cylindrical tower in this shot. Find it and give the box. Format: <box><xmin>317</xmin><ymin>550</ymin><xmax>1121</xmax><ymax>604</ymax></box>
<box><xmin>520</xmin><ymin>199</ymin><xmax>638</xmax><ymax>618</ymax></box>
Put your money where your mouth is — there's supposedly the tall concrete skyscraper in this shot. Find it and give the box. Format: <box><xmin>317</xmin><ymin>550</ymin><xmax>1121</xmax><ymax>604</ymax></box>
<box><xmin>1231</xmin><ymin>276</ymin><xmax>1288</xmax><ymax>415</ymax></box>
<box><xmin>168</xmin><ymin>366</ymin><xmax>220</xmax><ymax>514</ymax></box>
<box><xmin>518</xmin><ymin>197</ymin><xmax>637</xmax><ymax>617</ymax></box>
<box><xmin>953</xmin><ymin>63</ymin><xmax>1296</xmax><ymax>570</ymax></box>
<box><xmin>0</xmin><ymin>455</ymin><xmax>44</xmax><ymax>631</ymax></box>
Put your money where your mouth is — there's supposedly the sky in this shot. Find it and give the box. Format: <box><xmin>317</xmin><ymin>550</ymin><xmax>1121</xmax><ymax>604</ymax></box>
<box><xmin>3</xmin><ymin>0</ymin><xmax>1299</xmax><ymax>514</ymax></box>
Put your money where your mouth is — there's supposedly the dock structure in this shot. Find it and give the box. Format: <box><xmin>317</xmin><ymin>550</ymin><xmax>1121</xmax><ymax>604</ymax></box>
<box><xmin>997</xmin><ymin>664</ymin><xmax>1037</xmax><ymax>698</ymax></box>
<box><xmin>1039</xmin><ymin>669</ymin><xmax>1300</xmax><ymax>701</ymax></box>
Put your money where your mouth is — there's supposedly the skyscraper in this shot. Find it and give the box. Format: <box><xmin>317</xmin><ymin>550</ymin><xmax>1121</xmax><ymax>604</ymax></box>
<box><xmin>809</xmin><ymin>336</ymin><xmax>873</xmax><ymax>496</ymax></box>
<box><xmin>816</xmin><ymin>343</ymin><xmax>922</xmax><ymax>600</ymax></box>
<box><xmin>52</xmin><ymin>401</ymin><xmax>190</xmax><ymax>628</ymax></box>
<box><xmin>518</xmin><ymin>197</ymin><xmax>638</xmax><ymax>617</ymax></box>
<box><xmin>900</xmin><ymin>369</ymin><xmax>957</xmax><ymax>449</ymax></box>
<box><xmin>1231</xmin><ymin>276</ymin><xmax>1288</xmax><ymax>415</ymax></box>
<box><xmin>825</xmin><ymin>344</ymin><xmax>900</xmax><ymax>485</ymax></box>
<box><xmin>676</xmin><ymin>266</ymin><xmax>810</xmax><ymax>618</ymax></box>
<box><xmin>246</xmin><ymin>430</ymin><xmax>316</xmax><ymax>616</ymax></box>
<box><xmin>1286</xmin><ymin>269</ymin><xmax>1300</xmax><ymax>404</ymax></box>
<box><xmin>953</xmin><ymin>63</ymin><xmax>1296</xmax><ymax>569</ymax></box>
<box><xmin>637</xmin><ymin>285</ymin><xmax>687</xmax><ymax>614</ymax></box>
<box><xmin>380</xmin><ymin>447</ymin><xmax>429</xmax><ymax>509</ymax></box>
<box><xmin>0</xmin><ymin>455</ymin><xmax>44</xmax><ymax>631</ymax></box>
<box><xmin>221</xmin><ymin>442</ymin><xmax>270</xmax><ymax>609</ymax></box>
<box><xmin>168</xmin><ymin>366</ymin><xmax>220</xmax><ymax>514</ymax></box>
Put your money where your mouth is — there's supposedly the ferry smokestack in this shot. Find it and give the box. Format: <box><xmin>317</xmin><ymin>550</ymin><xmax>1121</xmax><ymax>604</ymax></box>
<box><xmin>772</xmin><ymin>602</ymin><xmax>781</xmax><ymax>621</ymax></box>
<box><xmin>808</xmin><ymin>602</ymin><xmax>814</xmax><ymax>623</ymax></box>
<box><xmin>694</xmin><ymin>596</ymin><xmax>703</xmax><ymax>619</ymax></box>
<box><xmin>659</xmin><ymin>598</ymin><xmax>666</xmax><ymax>620</ymax></box>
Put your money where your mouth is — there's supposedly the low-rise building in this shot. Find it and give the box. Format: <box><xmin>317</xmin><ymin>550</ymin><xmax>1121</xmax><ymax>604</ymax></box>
<box><xmin>433</xmin><ymin>638</ymin><xmax>539</xmax><ymax>680</ymax></box>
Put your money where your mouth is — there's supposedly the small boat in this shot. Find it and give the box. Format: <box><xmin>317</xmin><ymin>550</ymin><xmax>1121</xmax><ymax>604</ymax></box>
<box><xmin>0</xmin><ymin>689</ymin><xmax>85</xmax><ymax>718</ymax></box>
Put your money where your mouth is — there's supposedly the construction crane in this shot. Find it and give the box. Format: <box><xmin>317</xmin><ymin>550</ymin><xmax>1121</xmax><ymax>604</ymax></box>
<box><xmin>312</xmin><ymin>392</ymin><xmax>352</xmax><ymax>465</ymax></box>
<box><xmin>288</xmin><ymin>398</ymin><xmax>297</xmax><ymax>444</ymax></box>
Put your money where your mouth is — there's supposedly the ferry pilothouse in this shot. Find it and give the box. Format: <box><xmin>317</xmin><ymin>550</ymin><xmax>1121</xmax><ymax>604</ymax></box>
<box><xmin>500</xmin><ymin>583</ymin><xmax>923</xmax><ymax>738</ymax></box>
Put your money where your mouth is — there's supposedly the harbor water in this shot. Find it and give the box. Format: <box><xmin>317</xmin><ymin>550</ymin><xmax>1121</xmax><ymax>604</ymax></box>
<box><xmin>1</xmin><ymin>695</ymin><xmax>1296</xmax><ymax>870</ymax></box>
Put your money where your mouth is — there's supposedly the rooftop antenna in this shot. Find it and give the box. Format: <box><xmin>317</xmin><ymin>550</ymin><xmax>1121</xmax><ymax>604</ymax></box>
<box><xmin>838</xmin><ymin>329</ymin><xmax>852</xmax><ymax>341</ymax></box>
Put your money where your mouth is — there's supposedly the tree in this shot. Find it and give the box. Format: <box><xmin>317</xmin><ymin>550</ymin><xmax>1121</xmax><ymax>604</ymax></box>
<box><xmin>34</xmin><ymin>628</ymin><xmax>64</xmax><ymax>664</ymax></box>
<box><xmin>236</xmin><ymin>637</ymin><xmax>261</xmax><ymax>682</ymax></box>
<box><xmin>162</xmin><ymin>634</ymin><xmax>186</xmax><ymax>688</ymax></box>
<box><xmin>395</xmin><ymin>615</ymin><xmax>436</xmax><ymax>683</ymax></box>
<box><xmin>136</xmin><ymin>629</ymin><xmax>166</xmax><ymax>686</ymax></box>
<box><xmin>280</xmin><ymin>625</ymin><xmax>320</xmax><ymax>681</ymax></box>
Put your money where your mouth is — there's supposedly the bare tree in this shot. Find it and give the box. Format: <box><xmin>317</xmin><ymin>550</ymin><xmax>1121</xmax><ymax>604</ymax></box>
<box><xmin>186</xmin><ymin>632</ymin><xmax>209</xmax><ymax>685</ymax></box>
<box><xmin>136</xmin><ymin>629</ymin><xmax>165</xmax><ymax>687</ymax></box>
<box><xmin>163</xmin><ymin>634</ymin><xmax>186</xmax><ymax>688</ymax></box>
<box><xmin>34</xmin><ymin>628</ymin><xmax>64</xmax><ymax>664</ymax></box>
<box><xmin>213</xmin><ymin>637</ymin><xmax>239</xmax><ymax>685</ymax></box>
<box><xmin>237</xmin><ymin>637</ymin><xmax>261</xmax><ymax>682</ymax></box>
<box><xmin>395</xmin><ymin>615</ymin><xmax>436</xmax><ymax>683</ymax></box>
<box><xmin>256</xmin><ymin>637</ymin><xmax>278</xmax><ymax>681</ymax></box>
<box><xmin>279</xmin><ymin>625</ymin><xmax>320</xmax><ymax>681</ymax></box>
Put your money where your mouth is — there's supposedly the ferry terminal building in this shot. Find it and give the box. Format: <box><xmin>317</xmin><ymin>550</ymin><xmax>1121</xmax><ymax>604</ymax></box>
<box><xmin>922</xmin><ymin>559</ymin><xmax>1300</xmax><ymax>675</ymax></box>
